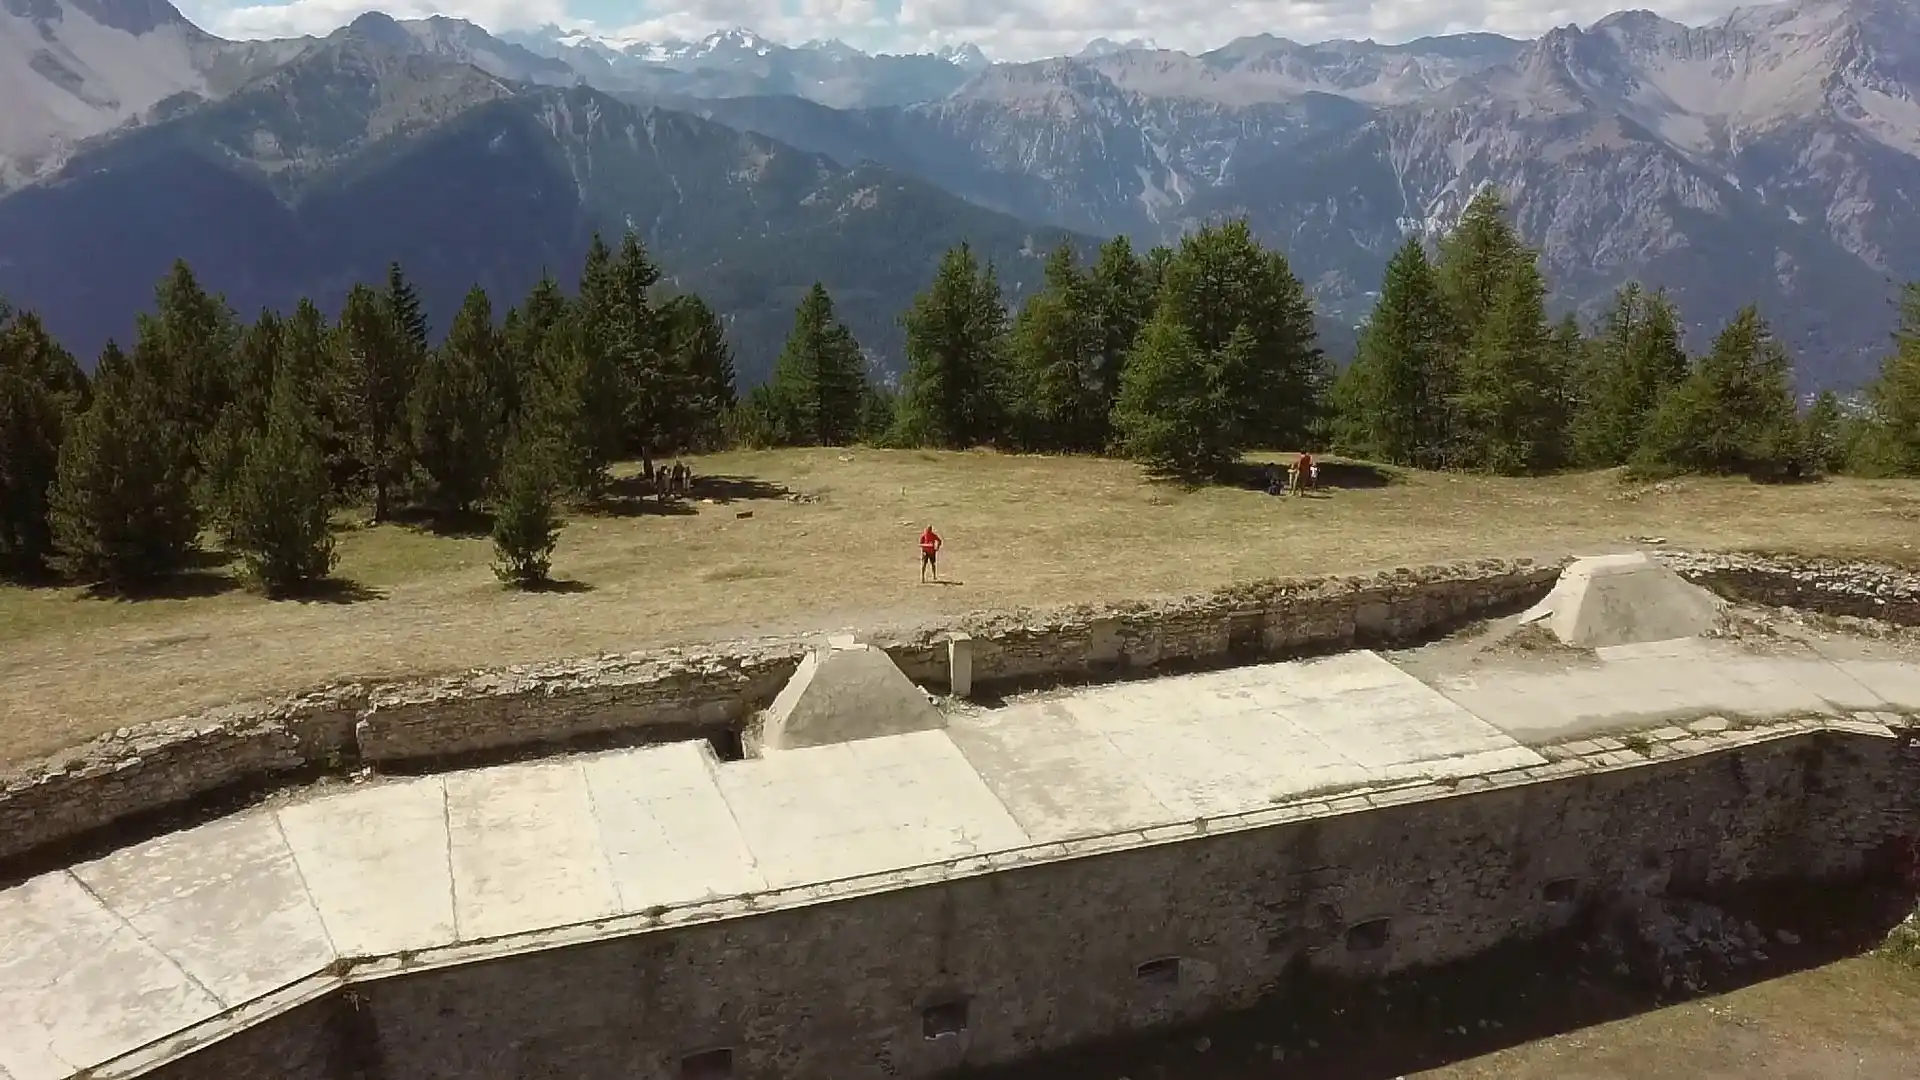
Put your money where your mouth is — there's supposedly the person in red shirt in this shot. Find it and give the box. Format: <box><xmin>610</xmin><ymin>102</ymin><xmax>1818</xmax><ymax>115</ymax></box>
<box><xmin>919</xmin><ymin>525</ymin><xmax>942</xmax><ymax>582</ymax></box>
<box><xmin>1294</xmin><ymin>451</ymin><xmax>1314</xmax><ymax>496</ymax></box>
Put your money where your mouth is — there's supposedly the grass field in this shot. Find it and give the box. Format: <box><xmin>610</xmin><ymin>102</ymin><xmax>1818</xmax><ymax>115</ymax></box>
<box><xmin>4</xmin><ymin>447</ymin><xmax>1919</xmax><ymax>766</ymax></box>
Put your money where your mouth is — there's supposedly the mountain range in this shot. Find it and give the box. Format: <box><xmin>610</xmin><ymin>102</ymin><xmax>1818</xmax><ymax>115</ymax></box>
<box><xmin>3</xmin><ymin>0</ymin><xmax>1918</xmax><ymax>389</ymax></box>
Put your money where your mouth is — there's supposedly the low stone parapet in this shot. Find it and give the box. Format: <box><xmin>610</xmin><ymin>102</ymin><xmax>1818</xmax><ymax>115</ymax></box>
<box><xmin>0</xmin><ymin>555</ymin><xmax>1642</xmax><ymax>874</ymax></box>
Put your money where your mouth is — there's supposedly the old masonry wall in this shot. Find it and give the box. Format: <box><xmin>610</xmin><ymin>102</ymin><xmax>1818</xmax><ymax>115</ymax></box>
<box><xmin>126</xmin><ymin>720</ymin><xmax>1920</xmax><ymax>1080</ymax></box>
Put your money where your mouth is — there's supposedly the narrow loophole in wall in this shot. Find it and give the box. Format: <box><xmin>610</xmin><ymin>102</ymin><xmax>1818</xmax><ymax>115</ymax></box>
<box><xmin>1544</xmin><ymin>877</ymin><xmax>1581</xmax><ymax>904</ymax></box>
<box><xmin>708</xmin><ymin>728</ymin><xmax>746</xmax><ymax>762</ymax></box>
<box><xmin>922</xmin><ymin>998</ymin><xmax>969</xmax><ymax>1039</ymax></box>
<box><xmin>1135</xmin><ymin>957</ymin><xmax>1182</xmax><ymax>986</ymax></box>
<box><xmin>681</xmin><ymin>1047</ymin><xmax>733</xmax><ymax>1080</ymax></box>
<box><xmin>1345</xmin><ymin>918</ymin><xmax>1391</xmax><ymax>953</ymax></box>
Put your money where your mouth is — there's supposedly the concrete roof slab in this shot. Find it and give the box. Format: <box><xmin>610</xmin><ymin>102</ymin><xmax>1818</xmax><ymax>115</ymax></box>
<box><xmin>0</xmin><ymin>872</ymin><xmax>222</xmax><ymax>1080</ymax></box>
<box><xmin>946</xmin><ymin>701</ymin><xmax>1182</xmax><ymax>841</ymax></box>
<box><xmin>70</xmin><ymin>814</ymin><xmax>334</xmax><ymax>1006</ymax></box>
<box><xmin>444</xmin><ymin>760</ymin><xmax>621</xmax><ymax>942</ymax></box>
<box><xmin>714</xmin><ymin>730</ymin><xmax>1029</xmax><ymax>888</ymax></box>
<box><xmin>1835</xmin><ymin>659</ymin><xmax>1920</xmax><ymax>712</ymax></box>
<box><xmin>277</xmin><ymin>777</ymin><xmax>457</xmax><ymax>958</ymax></box>
<box><xmin>581</xmin><ymin>742</ymin><xmax>768</xmax><ymax>911</ymax></box>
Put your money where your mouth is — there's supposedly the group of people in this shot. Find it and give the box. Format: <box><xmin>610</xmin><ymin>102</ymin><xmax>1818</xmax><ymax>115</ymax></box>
<box><xmin>647</xmin><ymin>460</ymin><xmax>696</xmax><ymax>501</ymax></box>
<box><xmin>1264</xmin><ymin>451</ymin><xmax>1319</xmax><ymax>497</ymax></box>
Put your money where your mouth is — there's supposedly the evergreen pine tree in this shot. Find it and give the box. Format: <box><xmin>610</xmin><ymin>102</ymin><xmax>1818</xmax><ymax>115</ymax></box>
<box><xmin>607</xmin><ymin>231</ymin><xmax>680</xmax><ymax>465</ymax></box>
<box><xmin>0</xmin><ymin>308</ymin><xmax>87</xmax><ymax>575</ymax></box>
<box><xmin>140</xmin><ymin>260</ymin><xmax>239</xmax><ymax>457</ymax></box>
<box><xmin>411</xmin><ymin>285</ymin><xmax>502</xmax><ymax>513</ymax></box>
<box><xmin>660</xmin><ymin>293</ymin><xmax>736</xmax><ymax>449</ymax></box>
<box><xmin>1113</xmin><ymin>302</ymin><xmax>1241</xmax><ymax>477</ymax></box>
<box><xmin>768</xmin><ymin>283</ymin><xmax>868</xmax><ymax>446</ymax></box>
<box><xmin>1087</xmin><ymin>235</ymin><xmax>1154</xmax><ymax>432</ymax></box>
<box><xmin>224</xmin><ymin>364</ymin><xmax>336</xmax><ymax>595</ymax></box>
<box><xmin>1434</xmin><ymin>188</ymin><xmax>1526</xmax><ymax>351</ymax></box>
<box><xmin>527</xmin><ymin>310</ymin><xmax>625</xmax><ymax>497</ymax></box>
<box><xmin>335</xmin><ymin>283</ymin><xmax>416</xmax><ymax>521</ymax></box>
<box><xmin>502</xmin><ymin>273</ymin><xmax>569</xmax><ymax>433</ymax></box>
<box><xmin>491</xmin><ymin>427</ymin><xmax>563</xmax><ymax>589</ymax></box>
<box><xmin>1572</xmin><ymin>284</ymin><xmax>1691</xmax><ymax>467</ymax></box>
<box><xmin>897</xmin><ymin>243</ymin><xmax>1009</xmax><ymax>448</ymax></box>
<box><xmin>1451</xmin><ymin>255</ymin><xmax>1560</xmax><ymax>474</ymax></box>
<box><xmin>1008</xmin><ymin>242</ymin><xmax>1104</xmax><ymax>452</ymax></box>
<box><xmin>385</xmin><ymin>262</ymin><xmax>430</xmax><ymax>359</ymax></box>
<box><xmin>1636</xmin><ymin>306</ymin><xmax>1803</xmax><ymax>478</ymax></box>
<box><xmin>1850</xmin><ymin>283</ymin><xmax>1920</xmax><ymax>476</ymax></box>
<box><xmin>1331</xmin><ymin>237</ymin><xmax>1451</xmax><ymax>466</ymax></box>
<box><xmin>1153</xmin><ymin>221</ymin><xmax>1324</xmax><ymax>450</ymax></box>
<box><xmin>1803</xmin><ymin>390</ymin><xmax>1847</xmax><ymax>476</ymax></box>
<box><xmin>199</xmin><ymin>309</ymin><xmax>285</xmax><ymax>530</ymax></box>
<box><xmin>48</xmin><ymin>355</ymin><xmax>200</xmax><ymax>586</ymax></box>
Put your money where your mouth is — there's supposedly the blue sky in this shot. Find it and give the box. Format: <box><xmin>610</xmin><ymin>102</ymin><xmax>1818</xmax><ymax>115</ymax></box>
<box><xmin>179</xmin><ymin>0</ymin><xmax>1763</xmax><ymax>59</ymax></box>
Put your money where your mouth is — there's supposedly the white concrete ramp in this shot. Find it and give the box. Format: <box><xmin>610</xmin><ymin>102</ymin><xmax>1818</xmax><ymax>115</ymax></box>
<box><xmin>1520</xmin><ymin>552</ymin><xmax>1724</xmax><ymax>648</ymax></box>
<box><xmin>761</xmin><ymin>640</ymin><xmax>945</xmax><ymax>751</ymax></box>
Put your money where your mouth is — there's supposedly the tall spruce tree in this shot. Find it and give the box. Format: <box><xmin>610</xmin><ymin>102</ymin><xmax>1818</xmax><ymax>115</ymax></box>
<box><xmin>1008</xmin><ymin>242</ymin><xmax>1104</xmax><ymax>452</ymax></box>
<box><xmin>140</xmin><ymin>260</ymin><xmax>239</xmax><ymax>456</ymax></box>
<box><xmin>502</xmin><ymin>273</ymin><xmax>570</xmax><ymax>433</ymax></box>
<box><xmin>1572</xmin><ymin>284</ymin><xmax>1690</xmax><ymax>467</ymax></box>
<box><xmin>660</xmin><ymin>293</ymin><xmax>736</xmax><ymax>449</ymax></box>
<box><xmin>0</xmin><ymin>308</ymin><xmax>87</xmax><ymax>575</ymax></box>
<box><xmin>897</xmin><ymin>243</ymin><xmax>1009</xmax><ymax>448</ymax></box>
<box><xmin>411</xmin><ymin>286</ymin><xmax>503</xmax><ymax>513</ymax></box>
<box><xmin>200</xmin><ymin>309</ymin><xmax>286</xmax><ymax>529</ymax></box>
<box><xmin>1851</xmin><ymin>282</ymin><xmax>1920</xmax><ymax>476</ymax></box>
<box><xmin>606</xmin><ymin>231</ymin><xmax>680</xmax><ymax>466</ymax></box>
<box><xmin>1113</xmin><ymin>301</ymin><xmax>1242</xmax><ymax>477</ymax></box>
<box><xmin>224</xmin><ymin>363</ymin><xmax>336</xmax><ymax>595</ymax></box>
<box><xmin>1451</xmin><ymin>255</ymin><xmax>1560</xmax><ymax>474</ymax></box>
<box><xmin>1636</xmin><ymin>306</ymin><xmax>1803</xmax><ymax>478</ymax></box>
<box><xmin>1331</xmin><ymin>237</ymin><xmax>1451</xmax><ymax>466</ymax></box>
<box><xmin>48</xmin><ymin>352</ymin><xmax>200</xmax><ymax>586</ymax></box>
<box><xmin>1434</xmin><ymin>188</ymin><xmax>1527</xmax><ymax>351</ymax></box>
<box><xmin>335</xmin><ymin>283</ymin><xmax>415</xmax><ymax>521</ymax></box>
<box><xmin>1087</xmin><ymin>235</ymin><xmax>1154</xmax><ymax>429</ymax></box>
<box><xmin>385</xmin><ymin>262</ymin><xmax>430</xmax><ymax>360</ymax></box>
<box><xmin>768</xmin><ymin>283</ymin><xmax>867</xmax><ymax>446</ymax></box>
<box><xmin>528</xmin><ymin>309</ymin><xmax>625</xmax><ymax>497</ymax></box>
<box><xmin>1153</xmin><ymin>221</ymin><xmax>1323</xmax><ymax>450</ymax></box>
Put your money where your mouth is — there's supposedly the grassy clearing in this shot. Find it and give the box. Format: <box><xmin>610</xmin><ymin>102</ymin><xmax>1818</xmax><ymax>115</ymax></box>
<box><xmin>3</xmin><ymin>448</ymin><xmax>1919</xmax><ymax>766</ymax></box>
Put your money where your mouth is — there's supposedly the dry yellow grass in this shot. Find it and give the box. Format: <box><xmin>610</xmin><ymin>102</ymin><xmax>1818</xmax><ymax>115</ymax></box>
<box><xmin>3</xmin><ymin>448</ymin><xmax>1918</xmax><ymax>766</ymax></box>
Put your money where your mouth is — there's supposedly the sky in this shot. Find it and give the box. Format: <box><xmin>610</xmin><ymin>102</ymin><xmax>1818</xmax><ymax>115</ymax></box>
<box><xmin>177</xmin><ymin>0</ymin><xmax>1769</xmax><ymax>59</ymax></box>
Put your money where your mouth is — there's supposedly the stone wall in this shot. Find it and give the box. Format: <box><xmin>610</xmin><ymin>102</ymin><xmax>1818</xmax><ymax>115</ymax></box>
<box><xmin>106</xmin><ymin>724</ymin><xmax>1920</xmax><ymax>1080</ymax></box>
<box><xmin>881</xmin><ymin>558</ymin><xmax>1561</xmax><ymax>690</ymax></box>
<box><xmin>0</xmin><ymin>559</ymin><xmax>1560</xmax><ymax>873</ymax></box>
<box><xmin>1658</xmin><ymin>551</ymin><xmax>1920</xmax><ymax>625</ymax></box>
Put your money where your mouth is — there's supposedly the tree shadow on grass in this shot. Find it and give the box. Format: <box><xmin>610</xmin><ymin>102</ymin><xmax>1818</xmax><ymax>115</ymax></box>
<box><xmin>271</xmin><ymin>578</ymin><xmax>385</xmax><ymax>605</ymax></box>
<box><xmin>1223</xmin><ymin>458</ymin><xmax>1402</xmax><ymax>493</ymax></box>
<box><xmin>691</xmin><ymin>474</ymin><xmax>794</xmax><ymax>504</ymax></box>
<box><xmin>520</xmin><ymin>578</ymin><xmax>594</xmax><ymax>595</ymax></box>
<box><xmin>387</xmin><ymin>505</ymin><xmax>495</xmax><ymax>539</ymax></box>
<box><xmin>82</xmin><ymin>570</ymin><xmax>242</xmax><ymax>602</ymax></box>
<box><xmin>576</xmin><ymin>493</ymin><xmax>700</xmax><ymax>519</ymax></box>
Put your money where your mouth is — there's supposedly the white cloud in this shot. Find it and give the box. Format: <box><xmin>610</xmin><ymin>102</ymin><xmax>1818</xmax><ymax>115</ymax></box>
<box><xmin>177</xmin><ymin>0</ymin><xmax>1776</xmax><ymax>59</ymax></box>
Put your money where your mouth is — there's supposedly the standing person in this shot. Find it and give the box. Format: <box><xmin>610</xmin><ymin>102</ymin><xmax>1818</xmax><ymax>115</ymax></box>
<box><xmin>1294</xmin><ymin>450</ymin><xmax>1313</xmax><ymax>496</ymax></box>
<box><xmin>919</xmin><ymin>525</ymin><xmax>942</xmax><ymax>583</ymax></box>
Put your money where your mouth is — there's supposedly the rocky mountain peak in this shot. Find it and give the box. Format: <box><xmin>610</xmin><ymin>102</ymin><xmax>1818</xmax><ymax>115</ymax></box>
<box><xmin>954</xmin><ymin>56</ymin><xmax>1121</xmax><ymax>102</ymax></box>
<box><xmin>340</xmin><ymin>10</ymin><xmax>412</xmax><ymax>52</ymax></box>
<box><xmin>4</xmin><ymin>0</ymin><xmax>190</xmax><ymax>34</ymax></box>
